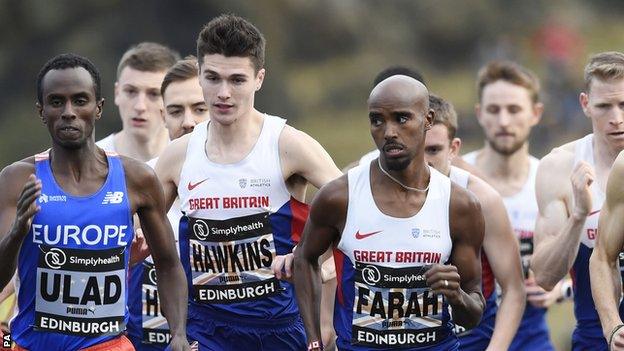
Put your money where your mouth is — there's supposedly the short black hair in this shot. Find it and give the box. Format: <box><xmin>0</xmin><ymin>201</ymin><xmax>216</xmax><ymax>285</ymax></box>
<box><xmin>37</xmin><ymin>53</ymin><xmax>101</xmax><ymax>103</ymax></box>
<box><xmin>197</xmin><ymin>14</ymin><xmax>265</xmax><ymax>72</ymax></box>
<box><xmin>372</xmin><ymin>66</ymin><xmax>426</xmax><ymax>88</ymax></box>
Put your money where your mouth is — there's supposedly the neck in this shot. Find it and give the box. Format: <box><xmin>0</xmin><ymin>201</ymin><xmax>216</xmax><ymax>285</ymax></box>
<box><xmin>208</xmin><ymin>109</ymin><xmax>264</xmax><ymax>148</ymax></box>
<box><xmin>116</xmin><ymin>128</ymin><xmax>169</xmax><ymax>161</ymax></box>
<box><xmin>379</xmin><ymin>155</ymin><xmax>430</xmax><ymax>191</ymax></box>
<box><xmin>49</xmin><ymin>141</ymin><xmax>104</xmax><ymax>176</ymax></box>
<box><xmin>592</xmin><ymin>134</ymin><xmax>622</xmax><ymax>171</ymax></box>
<box><xmin>479</xmin><ymin>142</ymin><xmax>530</xmax><ymax>181</ymax></box>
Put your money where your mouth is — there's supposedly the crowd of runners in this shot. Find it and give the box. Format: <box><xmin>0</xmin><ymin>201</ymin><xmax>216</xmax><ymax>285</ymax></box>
<box><xmin>1</xmin><ymin>13</ymin><xmax>624</xmax><ymax>351</ymax></box>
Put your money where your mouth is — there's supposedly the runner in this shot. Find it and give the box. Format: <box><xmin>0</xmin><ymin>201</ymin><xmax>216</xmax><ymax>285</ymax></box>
<box><xmin>96</xmin><ymin>42</ymin><xmax>179</xmax><ymax>161</ymax></box>
<box><xmin>464</xmin><ymin>60</ymin><xmax>564</xmax><ymax>350</ymax></box>
<box><xmin>294</xmin><ymin>75</ymin><xmax>486</xmax><ymax>351</ymax></box>
<box><xmin>0</xmin><ymin>53</ymin><xmax>189</xmax><ymax>350</ymax></box>
<box><xmin>532</xmin><ymin>51</ymin><xmax>624</xmax><ymax>350</ymax></box>
<box><xmin>155</xmin><ymin>14</ymin><xmax>341</xmax><ymax>350</ymax></box>
<box><xmin>356</xmin><ymin>90</ymin><xmax>525</xmax><ymax>350</ymax></box>
<box><xmin>129</xmin><ymin>57</ymin><xmax>210</xmax><ymax>351</ymax></box>
<box><xmin>96</xmin><ymin>42</ymin><xmax>179</xmax><ymax>351</ymax></box>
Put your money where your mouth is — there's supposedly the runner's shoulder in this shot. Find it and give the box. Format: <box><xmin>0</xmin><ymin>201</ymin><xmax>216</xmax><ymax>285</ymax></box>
<box><xmin>279</xmin><ymin>124</ymin><xmax>323</xmax><ymax>154</ymax></box>
<box><xmin>119</xmin><ymin>156</ymin><xmax>159</xmax><ymax>189</ymax></box>
<box><xmin>158</xmin><ymin>134</ymin><xmax>190</xmax><ymax>165</ymax></box>
<box><xmin>450</xmin><ymin>181</ymin><xmax>482</xmax><ymax>220</ymax></box>
<box><xmin>538</xmin><ymin>142</ymin><xmax>576</xmax><ymax>180</ymax></box>
<box><xmin>0</xmin><ymin>157</ymin><xmax>36</xmax><ymax>201</ymax></box>
<box><xmin>310</xmin><ymin>174</ymin><xmax>349</xmax><ymax>217</ymax></box>
<box><xmin>466</xmin><ymin>174</ymin><xmax>501</xmax><ymax>210</ymax></box>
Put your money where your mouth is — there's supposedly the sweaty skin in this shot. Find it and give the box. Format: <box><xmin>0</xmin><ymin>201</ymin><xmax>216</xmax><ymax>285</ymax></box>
<box><xmin>294</xmin><ymin>76</ymin><xmax>485</xmax><ymax>349</ymax></box>
<box><xmin>590</xmin><ymin>151</ymin><xmax>624</xmax><ymax>349</ymax></box>
<box><xmin>0</xmin><ymin>66</ymin><xmax>189</xmax><ymax>350</ymax></box>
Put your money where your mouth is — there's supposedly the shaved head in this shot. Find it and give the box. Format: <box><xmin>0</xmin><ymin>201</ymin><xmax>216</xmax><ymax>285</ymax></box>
<box><xmin>368</xmin><ymin>75</ymin><xmax>434</xmax><ymax>171</ymax></box>
<box><xmin>369</xmin><ymin>75</ymin><xmax>430</xmax><ymax>114</ymax></box>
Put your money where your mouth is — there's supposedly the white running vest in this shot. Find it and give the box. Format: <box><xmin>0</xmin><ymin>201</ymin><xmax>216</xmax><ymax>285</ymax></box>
<box><xmin>463</xmin><ymin>150</ymin><xmax>539</xmax><ymax>278</ymax></box>
<box><xmin>177</xmin><ymin>115</ymin><xmax>302</xmax><ymax>312</ymax></box>
<box><xmin>449</xmin><ymin>166</ymin><xmax>470</xmax><ymax>189</ymax></box>
<box><xmin>334</xmin><ymin>161</ymin><xmax>454</xmax><ymax>349</ymax></box>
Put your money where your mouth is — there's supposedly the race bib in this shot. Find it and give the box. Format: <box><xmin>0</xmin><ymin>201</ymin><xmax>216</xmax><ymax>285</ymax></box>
<box><xmin>141</xmin><ymin>260</ymin><xmax>171</xmax><ymax>345</ymax></box>
<box><xmin>35</xmin><ymin>245</ymin><xmax>126</xmax><ymax>336</ymax></box>
<box><xmin>352</xmin><ymin>263</ymin><xmax>447</xmax><ymax>348</ymax></box>
<box><xmin>187</xmin><ymin>213</ymin><xmax>280</xmax><ymax>304</ymax></box>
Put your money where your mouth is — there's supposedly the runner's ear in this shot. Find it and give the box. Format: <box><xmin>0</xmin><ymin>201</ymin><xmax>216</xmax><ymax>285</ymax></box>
<box><xmin>36</xmin><ymin>101</ymin><xmax>46</xmax><ymax>125</ymax></box>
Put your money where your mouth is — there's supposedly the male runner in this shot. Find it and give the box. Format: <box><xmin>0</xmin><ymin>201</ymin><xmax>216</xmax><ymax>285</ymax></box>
<box><xmin>95</xmin><ymin>42</ymin><xmax>179</xmax><ymax>350</ymax></box>
<box><xmin>0</xmin><ymin>54</ymin><xmax>189</xmax><ymax>350</ymax></box>
<box><xmin>463</xmin><ymin>60</ymin><xmax>560</xmax><ymax>350</ymax></box>
<box><xmin>357</xmin><ymin>91</ymin><xmax>525</xmax><ymax>350</ymax></box>
<box><xmin>96</xmin><ymin>42</ymin><xmax>179</xmax><ymax>161</ymax></box>
<box><xmin>128</xmin><ymin>57</ymin><xmax>210</xmax><ymax>350</ymax></box>
<box><xmin>590</xmin><ymin>154</ymin><xmax>624</xmax><ymax>351</ymax></box>
<box><xmin>418</xmin><ymin>94</ymin><xmax>525</xmax><ymax>350</ymax></box>
<box><xmin>532</xmin><ymin>51</ymin><xmax>624</xmax><ymax>350</ymax></box>
<box><xmin>294</xmin><ymin>75</ymin><xmax>486</xmax><ymax>351</ymax></box>
<box><xmin>155</xmin><ymin>15</ymin><xmax>341</xmax><ymax>350</ymax></box>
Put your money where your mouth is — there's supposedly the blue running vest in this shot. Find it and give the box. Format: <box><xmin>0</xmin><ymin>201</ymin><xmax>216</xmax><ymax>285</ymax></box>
<box><xmin>11</xmin><ymin>150</ymin><xmax>134</xmax><ymax>350</ymax></box>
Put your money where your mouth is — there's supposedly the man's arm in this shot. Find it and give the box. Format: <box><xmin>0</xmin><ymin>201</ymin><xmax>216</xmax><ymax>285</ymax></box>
<box><xmin>590</xmin><ymin>153</ymin><xmax>624</xmax><ymax>346</ymax></box>
<box><xmin>280</xmin><ymin>126</ymin><xmax>342</xmax><ymax>189</ymax></box>
<box><xmin>0</xmin><ymin>161</ymin><xmax>39</xmax><ymax>289</ymax></box>
<box><xmin>294</xmin><ymin>177</ymin><xmax>347</xmax><ymax>351</ymax></box>
<box><xmin>125</xmin><ymin>159</ymin><xmax>189</xmax><ymax>351</ymax></box>
<box><xmin>469</xmin><ymin>177</ymin><xmax>526</xmax><ymax>350</ymax></box>
<box><xmin>430</xmin><ymin>184</ymin><xmax>485</xmax><ymax>329</ymax></box>
<box><xmin>154</xmin><ymin>136</ymin><xmax>189</xmax><ymax>212</ymax></box>
<box><xmin>532</xmin><ymin>150</ymin><xmax>592</xmax><ymax>290</ymax></box>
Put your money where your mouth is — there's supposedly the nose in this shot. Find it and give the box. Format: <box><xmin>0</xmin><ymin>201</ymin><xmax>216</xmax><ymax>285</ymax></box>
<box><xmin>498</xmin><ymin>109</ymin><xmax>511</xmax><ymax>127</ymax></box>
<box><xmin>182</xmin><ymin>110</ymin><xmax>196</xmax><ymax>131</ymax></box>
<box><xmin>611</xmin><ymin>107</ymin><xmax>624</xmax><ymax>126</ymax></box>
<box><xmin>134</xmin><ymin>92</ymin><xmax>147</xmax><ymax>113</ymax></box>
<box><xmin>61</xmin><ymin>101</ymin><xmax>76</xmax><ymax>120</ymax></box>
<box><xmin>217</xmin><ymin>82</ymin><xmax>231</xmax><ymax>100</ymax></box>
<box><xmin>383</xmin><ymin>121</ymin><xmax>398</xmax><ymax>141</ymax></box>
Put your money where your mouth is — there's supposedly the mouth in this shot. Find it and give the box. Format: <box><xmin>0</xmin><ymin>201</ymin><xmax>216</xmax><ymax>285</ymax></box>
<box><xmin>495</xmin><ymin>132</ymin><xmax>515</xmax><ymax>138</ymax></box>
<box><xmin>131</xmin><ymin>117</ymin><xmax>148</xmax><ymax>126</ymax></box>
<box><xmin>213</xmin><ymin>103</ymin><xmax>234</xmax><ymax>113</ymax></box>
<box><xmin>383</xmin><ymin>143</ymin><xmax>405</xmax><ymax>157</ymax></box>
<box><xmin>58</xmin><ymin>126</ymin><xmax>80</xmax><ymax>132</ymax></box>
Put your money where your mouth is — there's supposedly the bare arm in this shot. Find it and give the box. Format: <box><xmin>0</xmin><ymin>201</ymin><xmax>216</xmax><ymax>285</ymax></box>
<box><xmin>590</xmin><ymin>153</ymin><xmax>624</xmax><ymax>342</ymax></box>
<box><xmin>470</xmin><ymin>178</ymin><xmax>525</xmax><ymax>350</ymax></box>
<box><xmin>432</xmin><ymin>184</ymin><xmax>485</xmax><ymax>329</ymax></box>
<box><xmin>280</xmin><ymin>126</ymin><xmax>342</xmax><ymax>189</ymax></box>
<box><xmin>0</xmin><ymin>161</ymin><xmax>40</xmax><ymax>289</ymax></box>
<box><xmin>154</xmin><ymin>136</ymin><xmax>188</xmax><ymax>212</ymax></box>
<box><xmin>532</xmin><ymin>150</ymin><xmax>591</xmax><ymax>290</ymax></box>
<box><xmin>294</xmin><ymin>177</ymin><xmax>347</xmax><ymax>350</ymax></box>
<box><xmin>125</xmin><ymin>159</ymin><xmax>189</xmax><ymax>350</ymax></box>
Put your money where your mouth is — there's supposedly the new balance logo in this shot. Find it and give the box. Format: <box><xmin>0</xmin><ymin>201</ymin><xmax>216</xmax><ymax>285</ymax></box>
<box><xmin>39</xmin><ymin>194</ymin><xmax>48</xmax><ymax>203</ymax></box>
<box><xmin>102</xmin><ymin>191</ymin><xmax>124</xmax><ymax>204</ymax></box>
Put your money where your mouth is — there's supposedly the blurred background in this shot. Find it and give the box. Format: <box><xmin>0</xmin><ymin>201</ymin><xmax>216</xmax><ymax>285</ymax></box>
<box><xmin>2</xmin><ymin>0</ymin><xmax>624</xmax><ymax>348</ymax></box>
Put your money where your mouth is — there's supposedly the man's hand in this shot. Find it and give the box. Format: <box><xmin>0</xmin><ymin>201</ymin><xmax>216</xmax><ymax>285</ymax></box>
<box><xmin>167</xmin><ymin>333</ymin><xmax>191</xmax><ymax>351</ymax></box>
<box><xmin>130</xmin><ymin>228</ymin><xmax>150</xmax><ymax>267</ymax></box>
<box><xmin>610</xmin><ymin>325</ymin><xmax>624</xmax><ymax>351</ymax></box>
<box><xmin>426</xmin><ymin>264</ymin><xmax>463</xmax><ymax>305</ymax></box>
<box><xmin>526</xmin><ymin>276</ymin><xmax>561</xmax><ymax>308</ymax></box>
<box><xmin>272</xmin><ymin>253</ymin><xmax>294</xmax><ymax>281</ymax></box>
<box><xmin>12</xmin><ymin>174</ymin><xmax>41</xmax><ymax>238</ymax></box>
<box><xmin>571</xmin><ymin>161</ymin><xmax>594</xmax><ymax>218</ymax></box>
